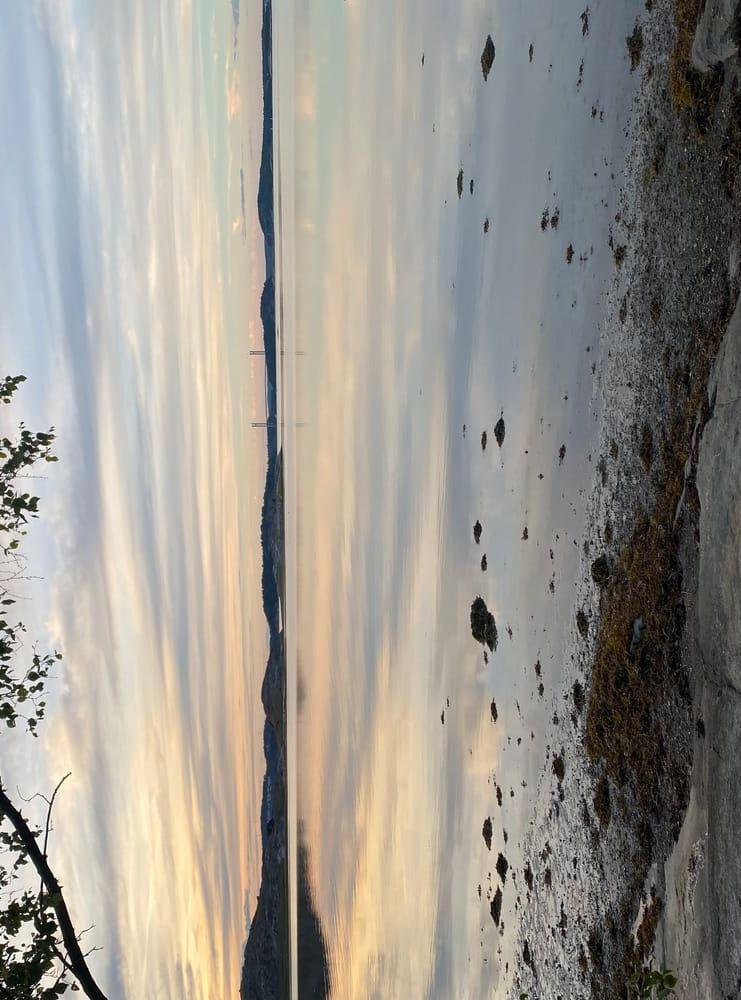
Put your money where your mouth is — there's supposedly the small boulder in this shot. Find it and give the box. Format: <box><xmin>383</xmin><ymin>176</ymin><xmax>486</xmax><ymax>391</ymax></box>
<box><xmin>471</xmin><ymin>597</ymin><xmax>498</xmax><ymax>651</ymax></box>
<box><xmin>524</xmin><ymin>863</ymin><xmax>534</xmax><ymax>891</ymax></box>
<box><xmin>590</xmin><ymin>554</ymin><xmax>611</xmax><ymax>586</ymax></box>
<box><xmin>552</xmin><ymin>753</ymin><xmax>565</xmax><ymax>782</ymax></box>
<box><xmin>496</xmin><ymin>852</ymin><xmax>508</xmax><ymax>883</ymax></box>
<box><xmin>576</xmin><ymin>609</ymin><xmax>589</xmax><ymax>638</ymax></box>
<box><xmin>572</xmin><ymin>680</ymin><xmax>585</xmax><ymax>715</ymax></box>
<box><xmin>482</xmin><ymin>816</ymin><xmax>493</xmax><ymax>850</ymax></box>
<box><xmin>494</xmin><ymin>415</ymin><xmax>505</xmax><ymax>447</ymax></box>
<box><xmin>481</xmin><ymin>35</ymin><xmax>495</xmax><ymax>80</ymax></box>
<box><xmin>523</xmin><ymin>939</ymin><xmax>533</xmax><ymax>969</ymax></box>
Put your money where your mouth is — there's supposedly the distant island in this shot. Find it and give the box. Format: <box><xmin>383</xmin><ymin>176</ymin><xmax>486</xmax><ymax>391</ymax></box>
<box><xmin>240</xmin><ymin>3</ymin><xmax>331</xmax><ymax>997</ymax></box>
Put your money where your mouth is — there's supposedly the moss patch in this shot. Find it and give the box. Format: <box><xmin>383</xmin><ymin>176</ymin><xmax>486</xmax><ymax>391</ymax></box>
<box><xmin>668</xmin><ymin>0</ymin><xmax>723</xmax><ymax>128</ymax></box>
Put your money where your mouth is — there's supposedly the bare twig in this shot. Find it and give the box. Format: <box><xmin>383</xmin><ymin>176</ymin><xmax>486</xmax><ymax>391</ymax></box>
<box><xmin>42</xmin><ymin>773</ymin><xmax>71</xmax><ymax>863</ymax></box>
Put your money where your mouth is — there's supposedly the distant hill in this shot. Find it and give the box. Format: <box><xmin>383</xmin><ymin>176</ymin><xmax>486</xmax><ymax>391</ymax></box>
<box><xmin>240</xmin><ymin>2</ymin><xmax>331</xmax><ymax>997</ymax></box>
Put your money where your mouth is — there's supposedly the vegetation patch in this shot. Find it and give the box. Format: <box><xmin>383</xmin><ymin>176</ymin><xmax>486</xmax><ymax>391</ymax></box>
<box><xmin>627</xmin><ymin>22</ymin><xmax>644</xmax><ymax>72</ymax></box>
<box><xmin>586</xmin><ymin>267</ymin><xmax>732</xmax><ymax>851</ymax></box>
<box><xmin>668</xmin><ymin>0</ymin><xmax>722</xmax><ymax>128</ymax></box>
<box><xmin>636</xmin><ymin>892</ymin><xmax>663</xmax><ymax>962</ymax></box>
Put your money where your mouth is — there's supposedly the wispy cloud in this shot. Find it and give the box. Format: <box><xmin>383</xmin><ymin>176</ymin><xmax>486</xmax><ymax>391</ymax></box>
<box><xmin>0</xmin><ymin>3</ymin><xmax>267</xmax><ymax>997</ymax></box>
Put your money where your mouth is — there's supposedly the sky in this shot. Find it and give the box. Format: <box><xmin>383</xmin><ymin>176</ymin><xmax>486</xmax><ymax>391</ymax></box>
<box><xmin>280</xmin><ymin>0</ymin><xmax>643</xmax><ymax>995</ymax></box>
<box><xmin>0</xmin><ymin>2</ymin><xmax>269</xmax><ymax>997</ymax></box>
<box><xmin>0</xmin><ymin>2</ymin><xmax>649</xmax><ymax>997</ymax></box>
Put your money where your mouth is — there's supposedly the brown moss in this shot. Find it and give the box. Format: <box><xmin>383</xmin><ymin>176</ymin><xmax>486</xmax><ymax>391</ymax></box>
<box><xmin>669</xmin><ymin>0</ymin><xmax>702</xmax><ymax>109</ymax></box>
<box><xmin>646</xmin><ymin>139</ymin><xmax>667</xmax><ymax>189</ymax></box>
<box><xmin>668</xmin><ymin>0</ymin><xmax>723</xmax><ymax>128</ymax></box>
<box><xmin>585</xmin><ymin>300</ymin><xmax>730</xmax><ymax>826</ymax></box>
<box><xmin>585</xmin><ymin>501</ymin><xmax>685</xmax><ymax>818</ymax></box>
<box><xmin>636</xmin><ymin>892</ymin><xmax>663</xmax><ymax>961</ymax></box>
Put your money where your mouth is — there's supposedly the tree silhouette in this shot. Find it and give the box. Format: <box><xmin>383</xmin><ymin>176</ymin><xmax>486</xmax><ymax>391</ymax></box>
<box><xmin>0</xmin><ymin>375</ymin><xmax>108</xmax><ymax>999</ymax></box>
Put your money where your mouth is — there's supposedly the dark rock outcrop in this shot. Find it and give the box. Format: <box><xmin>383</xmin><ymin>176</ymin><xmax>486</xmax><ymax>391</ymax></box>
<box><xmin>482</xmin><ymin>816</ymin><xmax>493</xmax><ymax>850</ymax></box>
<box><xmin>481</xmin><ymin>35</ymin><xmax>495</xmax><ymax>80</ymax></box>
<box><xmin>471</xmin><ymin>596</ymin><xmax>498</xmax><ymax>651</ymax></box>
<box><xmin>491</xmin><ymin>887</ymin><xmax>502</xmax><ymax>926</ymax></box>
<box><xmin>494</xmin><ymin>415</ymin><xmax>505</xmax><ymax>447</ymax></box>
<box><xmin>590</xmin><ymin>554</ymin><xmax>611</xmax><ymax>586</ymax></box>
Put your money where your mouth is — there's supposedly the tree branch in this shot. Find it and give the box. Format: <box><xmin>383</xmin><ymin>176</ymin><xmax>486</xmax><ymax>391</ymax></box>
<box><xmin>41</xmin><ymin>772</ymin><xmax>71</xmax><ymax>865</ymax></box>
<box><xmin>0</xmin><ymin>781</ymin><xmax>108</xmax><ymax>1000</ymax></box>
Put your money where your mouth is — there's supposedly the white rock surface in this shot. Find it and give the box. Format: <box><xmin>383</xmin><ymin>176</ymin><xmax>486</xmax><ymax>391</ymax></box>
<box><xmin>692</xmin><ymin>0</ymin><xmax>740</xmax><ymax>71</ymax></box>
<box><xmin>660</xmin><ymin>290</ymin><xmax>741</xmax><ymax>998</ymax></box>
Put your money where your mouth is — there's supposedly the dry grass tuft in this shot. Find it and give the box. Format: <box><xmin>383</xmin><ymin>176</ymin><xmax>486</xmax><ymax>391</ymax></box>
<box><xmin>668</xmin><ymin>0</ymin><xmax>723</xmax><ymax>127</ymax></box>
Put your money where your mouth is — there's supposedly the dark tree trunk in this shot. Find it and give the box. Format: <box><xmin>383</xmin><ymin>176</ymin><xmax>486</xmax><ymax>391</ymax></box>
<box><xmin>0</xmin><ymin>783</ymin><xmax>109</xmax><ymax>1000</ymax></box>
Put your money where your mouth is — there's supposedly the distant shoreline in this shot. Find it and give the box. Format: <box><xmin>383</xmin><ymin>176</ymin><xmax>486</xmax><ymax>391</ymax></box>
<box><xmin>240</xmin><ymin>2</ymin><xmax>331</xmax><ymax>997</ymax></box>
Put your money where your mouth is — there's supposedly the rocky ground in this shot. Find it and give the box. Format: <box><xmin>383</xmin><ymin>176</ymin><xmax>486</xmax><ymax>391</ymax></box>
<box><xmin>512</xmin><ymin>1</ymin><xmax>741</xmax><ymax>997</ymax></box>
<box><xmin>659</xmin><ymin>288</ymin><xmax>741</xmax><ymax>999</ymax></box>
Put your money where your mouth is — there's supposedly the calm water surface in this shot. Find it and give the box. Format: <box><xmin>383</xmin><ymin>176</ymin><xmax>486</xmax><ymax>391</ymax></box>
<box><xmin>276</xmin><ymin>1</ymin><xmax>644</xmax><ymax>995</ymax></box>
